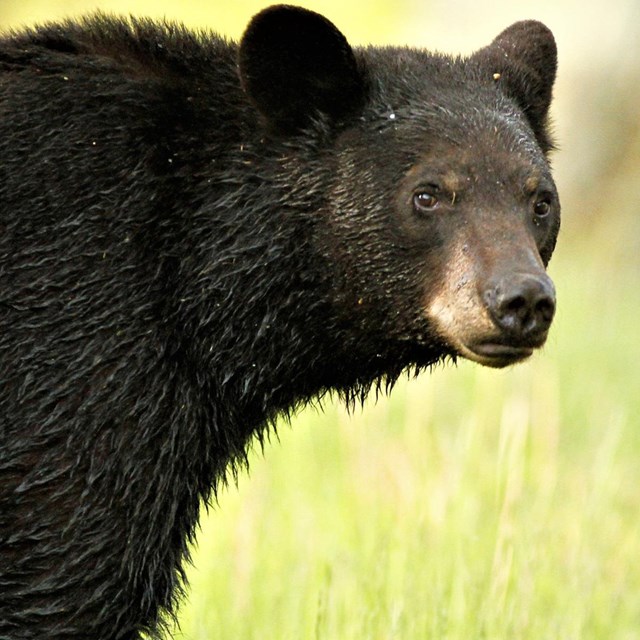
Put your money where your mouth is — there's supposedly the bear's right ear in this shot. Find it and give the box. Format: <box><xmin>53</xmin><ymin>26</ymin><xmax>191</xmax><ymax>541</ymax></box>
<box><xmin>238</xmin><ymin>5</ymin><xmax>365</xmax><ymax>135</ymax></box>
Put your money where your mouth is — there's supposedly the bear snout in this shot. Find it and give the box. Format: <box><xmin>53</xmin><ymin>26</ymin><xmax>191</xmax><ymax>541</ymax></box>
<box><xmin>482</xmin><ymin>271</ymin><xmax>556</xmax><ymax>344</ymax></box>
<box><xmin>426</xmin><ymin>255</ymin><xmax>557</xmax><ymax>368</ymax></box>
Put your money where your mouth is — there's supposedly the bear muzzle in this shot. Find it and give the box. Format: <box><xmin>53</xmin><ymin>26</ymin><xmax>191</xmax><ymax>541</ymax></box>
<box><xmin>426</xmin><ymin>245</ymin><xmax>556</xmax><ymax>368</ymax></box>
<box><xmin>463</xmin><ymin>272</ymin><xmax>555</xmax><ymax>367</ymax></box>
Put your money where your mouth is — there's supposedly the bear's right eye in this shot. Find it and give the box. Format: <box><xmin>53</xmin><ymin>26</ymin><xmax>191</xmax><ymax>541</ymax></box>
<box><xmin>413</xmin><ymin>190</ymin><xmax>439</xmax><ymax>214</ymax></box>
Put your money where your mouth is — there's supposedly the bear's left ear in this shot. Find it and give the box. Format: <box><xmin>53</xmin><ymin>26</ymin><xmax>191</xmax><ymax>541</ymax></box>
<box><xmin>238</xmin><ymin>5</ymin><xmax>365</xmax><ymax>135</ymax></box>
<box><xmin>473</xmin><ymin>21</ymin><xmax>557</xmax><ymax>151</ymax></box>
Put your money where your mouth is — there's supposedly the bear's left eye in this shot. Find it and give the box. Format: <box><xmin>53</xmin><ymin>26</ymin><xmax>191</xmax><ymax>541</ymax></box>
<box><xmin>533</xmin><ymin>195</ymin><xmax>553</xmax><ymax>218</ymax></box>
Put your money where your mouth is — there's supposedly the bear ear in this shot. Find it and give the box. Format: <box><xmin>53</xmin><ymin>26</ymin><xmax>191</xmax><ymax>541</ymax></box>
<box><xmin>473</xmin><ymin>21</ymin><xmax>557</xmax><ymax>150</ymax></box>
<box><xmin>238</xmin><ymin>5</ymin><xmax>365</xmax><ymax>135</ymax></box>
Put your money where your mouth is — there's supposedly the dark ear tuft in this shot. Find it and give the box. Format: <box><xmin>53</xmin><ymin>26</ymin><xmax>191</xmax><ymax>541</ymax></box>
<box><xmin>474</xmin><ymin>21</ymin><xmax>557</xmax><ymax>150</ymax></box>
<box><xmin>238</xmin><ymin>5</ymin><xmax>365</xmax><ymax>135</ymax></box>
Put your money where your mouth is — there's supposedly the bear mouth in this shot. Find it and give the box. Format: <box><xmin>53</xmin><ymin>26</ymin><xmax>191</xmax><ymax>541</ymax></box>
<box><xmin>458</xmin><ymin>341</ymin><xmax>536</xmax><ymax>368</ymax></box>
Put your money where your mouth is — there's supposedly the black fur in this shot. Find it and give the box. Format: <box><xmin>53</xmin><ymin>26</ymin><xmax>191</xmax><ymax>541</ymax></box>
<box><xmin>0</xmin><ymin>6</ymin><xmax>559</xmax><ymax>639</ymax></box>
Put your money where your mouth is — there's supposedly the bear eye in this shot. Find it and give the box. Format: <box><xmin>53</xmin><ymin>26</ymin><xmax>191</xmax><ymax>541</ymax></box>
<box><xmin>413</xmin><ymin>189</ymin><xmax>440</xmax><ymax>214</ymax></box>
<box><xmin>533</xmin><ymin>195</ymin><xmax>552</xmax><ymax>218</ymax></box>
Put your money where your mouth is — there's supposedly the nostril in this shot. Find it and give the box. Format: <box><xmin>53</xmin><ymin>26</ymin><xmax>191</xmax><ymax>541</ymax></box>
<box><xmin>535</xmin><ymin>296</ymin><xmax>555</xmax><ymax>323</ymax></box>
<box><xmin>504</xmin><ymin>294</ymin><xmax>528</xmax><ymax>319</ymax></box>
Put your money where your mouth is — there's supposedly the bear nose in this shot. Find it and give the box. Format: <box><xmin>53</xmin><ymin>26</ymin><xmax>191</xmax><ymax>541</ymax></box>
<box><xmin>483</xmin><ymin>272</ymin><xmax>556</xmax><ymax>340</ymax></box>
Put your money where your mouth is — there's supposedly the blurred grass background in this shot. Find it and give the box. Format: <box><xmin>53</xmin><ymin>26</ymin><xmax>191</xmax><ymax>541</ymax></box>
<box><xmin>2</xmin><ymin>1</ymin><xmax>639</xmax><ymax>637</ymax></box>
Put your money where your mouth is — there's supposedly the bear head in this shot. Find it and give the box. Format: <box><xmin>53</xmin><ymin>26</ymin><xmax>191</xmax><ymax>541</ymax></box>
<box><xmin>239</xmin><ymin>5</ymin><xmax>560</xmax><ymax>370</ymax></box>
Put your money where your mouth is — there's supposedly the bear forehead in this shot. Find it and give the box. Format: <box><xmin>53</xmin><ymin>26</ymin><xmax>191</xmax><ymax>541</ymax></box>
<box><xmin>372</xmin><ymin>97</ymin><xmax>536</xmax><ymax>149</ymax></box>
<box><xmin>359</xmin><ymin>51</ymin><xmax>534</xmax><ymax>140</ymax></box>
<box><xmin>349</xmin><ymin>100</ymin><xmax>548</xmax><ymax>179</ymax></box>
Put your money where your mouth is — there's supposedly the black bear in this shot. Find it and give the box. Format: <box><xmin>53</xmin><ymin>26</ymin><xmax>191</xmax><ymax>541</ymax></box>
<box><xmin>0</xmin><ymin>5</ymin><xmax>560</xmax><ymax>639</ymax></box>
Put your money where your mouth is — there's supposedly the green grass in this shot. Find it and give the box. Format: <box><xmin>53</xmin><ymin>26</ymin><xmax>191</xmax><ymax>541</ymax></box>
<box><xmin>172</xmin><ymin>249</ymin><xmax>640</xmax><ymax>639</ymax></box>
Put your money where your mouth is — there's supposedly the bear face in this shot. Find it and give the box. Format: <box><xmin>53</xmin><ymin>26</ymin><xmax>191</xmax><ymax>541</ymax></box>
<box><xmin>319</xmin><ymin>99</ymin><xmax>559</xmax><ymax>369</ymax></box>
